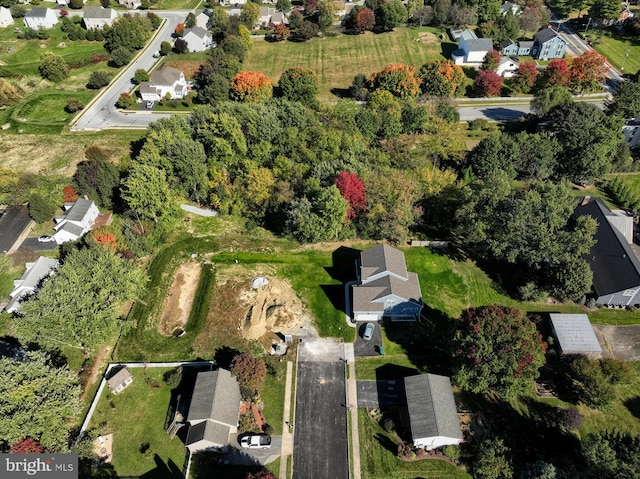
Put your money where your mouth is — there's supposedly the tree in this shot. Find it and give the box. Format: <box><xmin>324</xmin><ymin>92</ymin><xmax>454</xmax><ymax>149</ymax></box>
<box><xmin>286</xmin><ymin>186</ymin><xmax>349</xmax><ymax>242</ymax></box>
<box><xmin>110</xmin><ymin>46</ymin><xmax>133</xmax><ymax>67</ymax></box>
<box><xmin>134</xmin><ymin>69</ymin><xmax>150</xmax><ymax>84</ymax></box>
<box><xmin>87</xmin><ymin>70</ymin><xmax>111</xmax><ymax>89</ymax></box>
<box><xmin>419</xmin><ymin>61</ymin><xmax>466</xmax><ymax>97</ymax></box>
<box><xmin>231</xmin><ymin>352</ymin><xmax>267</xmax><ymax>398</ymax></box>
<box><xmin>273</xmin><ymin>23</ymin><xmax>291</xmax><ymax>41</ymax></box>
<box><xmin>0</xmin><ymin>351</ymin><xmax>80</xmax><ymax>451</ymax></box>
<box><xmin>121</xmin><ymin>163</ymin><xmax>178</xmax><ymax>222</ymax></box>
<box><xmin>62</xmin><ymin>185</ymin><xmax>79</xmax><ymax>203</ymax></box>
<box><xmin>221</xmin><ymin>35</ymin><xmax>249</xmax><ymax>62</ymax></box>
<box><xmin>240</xmin><ymin>1</ymin><xmax>260</xmax><ymax>28</ymax></box>
<box><xmin>370</xmin><ymin>63</ymin><xmax>421</xmax><ymax>98</ymax></box>
<box><xmin>39</xmin><ymin>52</ymin><xmax>69</xmax><ymax>82</ymax></box>
<box><xmin>481</xmin><ymin>49</ymin><xmax>501</xmax><ymax>71</ymax></box>
<box><xmin>238</xmin><ymin>24</ymin><xmax>253</xmax><ymax>49</ymax></box>
<box><xmin>13</xmin><ymin>248</ymin><xmax>146</xmax><ymax>354</ymax></box>
<box><xmin>536</xmin><ymin>58</ymin><xmax>570</xmax><ymax>89</ymax></box>
<box><xmin>474</xmin><ymin>69</ymin><xmax>503</xmax><ymax>97</ymax></box>
<box><xmin>293</xmin><ymin>21</ymin><xmax>319</xmax><ymax>41</ymax></box>
<box><xmin>116</xmin><ymin>92</ymin><xmax>136</xmax><ymax>109</ymax></box>
<box><xmin>174</xmin><ymin>37</ymin><xmax>188</xmax><ymax>54</ymax></box>
<box><xmin>531</xmin><ymin>86</ymin><xmax>572</xmax><ymax>116</ymax></box>
<box><xmin>452</xmin><ymin>305</ymin><xmax>546</xmax><ymax>397</ymax></box>
<box><xmin>473</xmin><ymin>439</ymin><xmax>513</xmax><ymax>479</ymax></box>
<box><xmin>317</xmin><ymin>0</ymin><xmax>342</xmax><ymax>30</ymax></box>
<box><xmin>278</xmin><ymin>67</ymin><xmax>319</xmax><ymax>107</ymax></box>
<box><xmin>413</xmin><ymin>5</ymin><xmax>434</xmax><ymax>26</ymax></box>
<box><xmin>160</xmin><ymin>40</ymin><xmax>172</xmax><ymax>56</ymax></box>
<box><xmin>519</xmin><ymin>7</ymin><xmax>544</xmax><ymax>33</ymax></box>
<box><xmin>65</xmin><ymin>97</ymin><xmax>84</xmax><ymax>113</ymax></box>
<box><xmin>74</xmin><ymin>147</ymin><xmax>120</xmax><ymax>209</ymax></box>
<box><xmin>335</xmin><ymin>171</ymin><xmax>366</xmax><ymax>220</ymax></box>
<box><xmin>105</xmin><ymin>13</ymin><xmax>153</xmax><ymax>52</ymax></box>
<box><xmin>354</xmin><ymin>7</ymin><xmax>375</xmax><ymax>32</ymax></box>
<box><xmin>569</xmin><ymin>50</ymin><xmax>607</xmax><ymax>93</ymax></box>
<box><xmin>0</xmin><ymin>78</ymin><xmax>23</xmax><ymax>106</ymax></box>
<box><xmin>511</xmin><ymin>61</ymin><xmax>537</xmax><ymax>93</ymax></box>
<box><xmin>589</xmin><ymin>0</ymin><xmax>621</xmax><ymax>20</ymax></box>
<box><xmin>10</xmin><ymin>437</ymin><xmax>45</xmax><ymax>454</ymax></box>
<box><xmin>450</xmin><ymin>5</ymin><xmax>478</xmax><ymax>27</ymax></box>
<box><xmin>231</xmin><ymin>71</ymin><xmax>273</xmax><ymax>103</ymax></box>
<box><xmin>350</xmin><ymin>73</ymin><xmax>370</xmax><ymax>101</ymax></box>
<box><xmin>28</xmin><ymin>193</ymin><xmax>56</xmax><ymax>223</ymax></box>
<box><xmin>606</xmin><ymin>80</ymin><xmax>640</xmax><ymax>119</ymax></box>
<box><xmin>185</xmin><ymin>12</ymin><xmax>196</xmax><ymax>28</ymax></box>
<box><xmin>276</xmin><ymin>0</ymin><xmax>292</xmax><ymax>12</ymax></box>
<box><xmin>560</xmin><ymin>355</ymin><xmax>615</xmax><ymax>408</ymax></box>
<box><xmin>377</xmin><ymin>0</ymin><xmax>408</xmax><ymax>30</ymax></box>
<box><xmin>174</xmin><ymin>22</ymin><xmax>185</xmax><ymax>36</ymax></box>
<box><xmin>433</xmin><ymin>0</ymin><xmax>452</xmax><ymax>25</ymax></box>
<box><xmin>288</xmin><ymin>10</ymin><xmax>304</xmax><ymax>29</ymax></box>
<box><xmin>197</xmin><ymin>72</ymin><xmax>230</xmax><ymax>104</ymax></box>
<box><xmin>209</xmin><ymin>7</ymin><xmax>230</xmax><ymax>34</ymax></box>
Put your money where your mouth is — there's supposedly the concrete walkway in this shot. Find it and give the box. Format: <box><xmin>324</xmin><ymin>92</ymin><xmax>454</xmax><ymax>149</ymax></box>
<box><xmin>344</xmin><ymin>343</ymin><xmax>361</xmax><ymax>479</ymax></box>
<box><xmin>279</xmin><ymin>361</ymin><xmax>294</xmax><ymax>479</ymax></box>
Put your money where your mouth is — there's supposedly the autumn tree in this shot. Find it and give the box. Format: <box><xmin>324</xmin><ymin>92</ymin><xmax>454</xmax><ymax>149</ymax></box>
<box><xmin>335</xmin><ymin>171</ymin><xmax>366</xmax><ymax>220</ymax></box>
<box><xmin>273</xmin><ymin>23</ymin><xmax>291</xmax><ymax>41</ymax></box>
<box><xmin>354</xmin><ymin>6</ymin><xmax>375</xmax><ymax>32</ymax></box>
<box><xmin>231</xmin><ymin>352</ymin><xmax>267</xmax><ymax>399</ymax></box>
<box><xmin>536</xmin><ymin>58</ymin><xmax>570</xmax><ymax>89</ymax></box>
<box><xmin>481</xmin><ymin>49</ymin><xmax>501</xmax><ymax>71</ymax></box>
<box><xmin>62</xmin><ymin>185</ymin><xmax>78</xmax><ymax>203</ymax></box>
<box><xmin>569</xmin><ymin>50</ymin><xmax>607</xmax><ymax>93</ymax></box>
<box><xmin>419</xmin><ymin>60</ymin><xmax>466</xmax><ymax>97</ymax></box>
<box><xmin>230</xmin><ymin>71</ymin><xmax>273</xmax><ymax>103</ymax></box>
<box><xmin>116</xmin><ymin>92</ymin><xmax>136</xmax><ymax>109</ymax></box>
<box><xmin>10</xmin><ymin>437</ymin><xmax>45</xmax><ymax>454</ymax></box>
<box><xmin>452</xmin><ymin>305</ymin><xmax>546</xmax><ymax>397</ymax></box>
<box><xmin>174</xmin><ymin>22</ymin><xmax>185</xmax><ymax>36</ymax></box>
<box><xmin>511</xmin><ymin>61</ymin><xmax>537</xmax><ymax>93</ymax></box>
<box><xmin>474</xmin><ymin>69</ymin><xmax>503</xmax><ymax>97</ymax></box>
<box><xmin>370</xmin><ymin>63</ymin><xmax>421</xmax><ymax>98</ymax></box>
<box><xmin>278</xmin><ymin>67</ymin><xmax>319</xmax><ymax>107</ymax></box>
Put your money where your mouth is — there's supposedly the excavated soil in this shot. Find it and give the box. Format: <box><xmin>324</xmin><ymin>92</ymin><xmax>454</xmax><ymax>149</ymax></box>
<box><xmin>158</xmin><ymin>261</ymin><xmax>202</xmax><ymax>336</ymax></box>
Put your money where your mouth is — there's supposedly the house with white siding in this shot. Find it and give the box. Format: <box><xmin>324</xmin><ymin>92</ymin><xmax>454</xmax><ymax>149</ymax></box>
<box><xmin>5</xmin><ymin>257</ymin><xmax>59</xmax><ymax>313</ymax></box>
<box><xmin>23</xmin><ymin>8</ymin><xmax>57</xmax><ymax>29</ymax></box>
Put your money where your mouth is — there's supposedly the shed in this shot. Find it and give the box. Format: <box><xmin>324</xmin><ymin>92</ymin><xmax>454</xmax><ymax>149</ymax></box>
<box><xmin>549</xmin><ymin>313</ymin><xmax>602</xmax><ymax>358</ymax></box>
<box><xmin>107</xmin><ymin>367</ymin><xmax>133</xmax><ymax>394</ymax></box>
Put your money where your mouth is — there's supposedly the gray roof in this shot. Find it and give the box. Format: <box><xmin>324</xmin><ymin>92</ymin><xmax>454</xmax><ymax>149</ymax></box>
<box><xmin>149</xmin><ymin>67</ymin><xmax>183</xmax><ymax>87</ymax></box>
<box><xmin>534</xmin><ymin>27</ymin><xmax>562</xmax><ymax>45</ymax></box>
<box><xmin>25</xmin><ymin>8</ymin><xmax>50</xmax><ymax>18</ymax></box>
<box><xmin>499</xmin><ymin>39</ymin><xmax>515</xmax><ymax>49</ymax></box>
<box><xmin>184</xmin><ymin>26</ymin><xmax>209</xmax><ymax>39</ymax></box>
<box><xmin>573</xmin><ymin>197</ymin><xmax>640</xmax><ymax>296</ymax></box>
<box><xmin>459</xmin><ymin>29</ymin><xmax>477</xmax><ymax>41</ymax></box>
<box><xmin>467</xmin><ymin>38</ymin><xmax>493</xmax><ymax>52</ymax></box>
<box><xmin>353</xmin><ymin>272</ymin><xmax>422</xmax><ymax>312</ymax></box>
<box><xmin>186</xmin><ymin>420</ymin><xmax>231</xmax><ymax>448</ymax></box>
<box><xmin>519</xmin><ymin>40</ymin><xmax>534</xmax><ymax>48</ymax></box>
<box><xmin>549</xmin><ymin>314</ymin><xmax>602</xmax><ymax>354</ymax></box>
<box><xmin>107</xmin><ymin>367</ymin><xmax>132</xmax><ymax>389</ymax></box>
<box><xmin>187</xmin><ymin>369</ymin><xmax>241</xmax><ymax>426</ymax></box>
<box><xmin>57</xmin><ymin>222</ymin><xmax>85</xmax><ymax>238</ymax></box>
<box><xmin>404</xmin><ymin>374</ymin><xmax>461</xmax><ymax>442</ymax></box>
<box><xmin>6</xmin><ymin>257</ymin><xmax>58</xmax><ymax>312</ymax></box>
<box><xmin>360</xmin><ymin>244</ymin><xmax>408</xmax><ymax>281</ymax></box>
<box><xmin>83</xmin><ymin>6</ymin><xmax>114</xmax><ymax>19</ymax></box>
<box><xmin>63</xmin><ymin>198</ymin><xmax>95</xmax><ymax>223</ymax></box>
<box><xmin>139</xmin><ymin>83</ymin><xmax>159</xmax><ymax>95</ymax></box>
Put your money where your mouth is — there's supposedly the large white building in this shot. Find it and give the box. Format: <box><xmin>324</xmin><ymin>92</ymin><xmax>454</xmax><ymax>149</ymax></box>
<box><xmin>23</xmin><ymin>8</ymin><xmax>57</xmax><ymax>29</ymax></box>
<box><xmin>53</xmin><ymin>198</ymin><xmax>100</xmax><ymax>245</ymax></box>
<box><xmin>139</xmin><ymin>67</ymin><xmax>188</xmax><ymax>102</ymax></box>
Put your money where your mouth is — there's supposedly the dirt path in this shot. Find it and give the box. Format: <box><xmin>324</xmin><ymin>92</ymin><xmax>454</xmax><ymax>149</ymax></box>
<box><xmin>81</xmin><ymin>344</ymin><xmax>111</xmax><ymax>401</ymax></box>
<box><xmin>158</xmin><ymin>260</ymin><xmax>201</xmax><ymax>336</ymax></box>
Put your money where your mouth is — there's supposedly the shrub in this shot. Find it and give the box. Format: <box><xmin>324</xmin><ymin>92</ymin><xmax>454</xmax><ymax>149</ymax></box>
<box><xmin>28</xmin><ymin>193</ymin><xmax>56</xmax><ymax>223</ymax></box>
<box><xmin>231</xmin><ymin>352</ymin><xmax>267</xmax><ymax>399</ymax></box>
<box><xmin>90</xmin><ymin>53</ymin><xmax>109</xmax><ymax>64</ymax></box>
<box><xmin>39</xmin><ymin>52</ymin><xmax>69</xmax><ymax>82</ymax></box>
<box><xmin>87</xmin><ymin>71</ymin><xmax>111</xmax><ymax>89</ymax></box>
<box><xmin>110</xmin><ymin>47</ymin><xmax>133</xmax><ymax>68</ymax></box>
<box><xmin>116</xmin><ymin>92</ymin><xmax>136</xmax><ymax>109</ymax></box>
<box><xmin>443</xmin><ymin>444</ymin><xmax>460</xmax><ymax>463</ymax></box>
<box><xmin>10</xmin><ymin>5</ymin><xmax>26</xmax><ymax>17</ymax></box>
<box><xmin>383</xmin><ymin>418</ymin><xmax>395</xmax><ymax>433</ymax></box>
<box><xmin>163</xmin><ymin>366</ymin><xmax>183</xmax><ymax>389</ymax></box>
<box><xmin>134</xmin><ymin>69</ymin><xmax>150</xmax><ymax>84</ymax></box>
<box><xmin>65</xmin><ymin>98</ymin><xmax>84</xmax><ymax>113</ymax></box>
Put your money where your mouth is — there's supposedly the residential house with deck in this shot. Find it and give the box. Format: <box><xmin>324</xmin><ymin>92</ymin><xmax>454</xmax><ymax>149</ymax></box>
<box><xmin>451</xmin><ymin>29</ymin><xmax>493</xmax><ymax>65</ymax></box>
<box><xmin>182</xmin><ymin>26</ymin><xmax>214</xmax><ymax>52</ymax></box>
<box><xmin>53</xmin><ymin>198</ymin><xmax>103</xmax><ymax>245</ymax></box>
<box><xmin>83</xmin><ymin>7</ymin><xmax>118</xmax><ymax>30</ymax></box>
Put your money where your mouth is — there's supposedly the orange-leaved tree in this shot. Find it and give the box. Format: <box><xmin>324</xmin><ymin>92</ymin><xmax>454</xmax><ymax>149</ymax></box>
<box><xmin>230</xmin><ymin>71</ymin><xmax>273</xmax><ymax>103</ymax></box>
<box><xmin>62</xmin><ymin>185</ymin><xmax>79</xmax><ymax>203</ymax></box>
<box><xmin>370</xmin><ymin>63</ymin><xmax>421</xmax><ymax>98</ymax></box>
<box><xmin>569</xmin><ymin>50</ymin><xmax>607</xmax><ymax>93</ymax></box>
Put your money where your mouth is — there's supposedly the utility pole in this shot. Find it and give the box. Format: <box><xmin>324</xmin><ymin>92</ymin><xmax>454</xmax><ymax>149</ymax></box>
<box><xmin>620</xmin><ymin>48</ymin><xmax>630</xmax><ymax>71</ymax></box>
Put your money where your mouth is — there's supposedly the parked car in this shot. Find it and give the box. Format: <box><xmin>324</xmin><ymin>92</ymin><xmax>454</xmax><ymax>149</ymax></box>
<box><xmin>363</xmin><ymin>322</ymin><xmax>375</xmax><ymax>341</ymax></box>
<box><xmin>152</xmin><ymin>51</ymin><xmax>160</xmax><ymax>58</ymax></box>
<box><xmin>38</xmin><ymin>235</ymin><xmax>55</xmax><ymax>243</ymax></box>
<box><xmin>146</xmin><ymin>101</ymin><xmax>154</xmax><ymax>109</ymax></box>
<box><xmin>240</xmin><ymin>434</ymin><xmax>271</xmax><ymax>449</ymax></box>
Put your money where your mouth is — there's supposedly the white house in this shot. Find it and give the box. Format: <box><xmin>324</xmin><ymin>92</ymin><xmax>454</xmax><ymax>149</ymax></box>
<box><xmin>139</xmin><ymin>67</ymin><xmax>188</xmax><ymax>102</ymax></box>
<box><xmin>451</xmin><ymin>29</ymin><xmax>493</xmax><ymax>65</ymax></box>
<box><xmin>83</xmin><ymin>6</ymin><xmax>118</xmax><ymax>30</ymax></box>
<box><xmin>257</xmin><ymin>6</ymin><xmax>285</xmax><ymax>28</ymax></box>
<box><xmin>0</xmin><ymin>7</ymin><xmax>14</xmax><ymax>28</ymax></box>
<box><xmin>405</xmin><ymin>374</ymin><xmax>462</xmax><ymax>450</ymax></box>
<box><xmin>23</xmin><ymin>8</ymin><xmax>57</xmax><ymax>29</ymax></box>
<box><xmin>182</xmin><ymin>26</ymin><xmax>214</xmax><ymax>52</ymax></box>
<box><xmin>5</xmin><ymin>257</ymin><xmax>59</xmax><ymax>313</ymax></box>
<box><xmin>53</xmin><ymin>198</ymin><xmax>100</xmax><ymax>245</ymax></box>
<box><xmin>496</xmin><ymin>56</ymin><xmax>519</xmax><ymax>77</ymax></box>
<box><xmin>117</xmin><ymin>0</ymin><xmax>141</xmax><ymax>9</ymax></box>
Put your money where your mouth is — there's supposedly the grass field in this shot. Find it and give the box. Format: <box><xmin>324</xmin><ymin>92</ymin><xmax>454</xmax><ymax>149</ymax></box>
<box><xmin>243</xmin><ymin>26</ymin><xmax>453</xmax><ymax>99</ymax></box>
<box><xmin>591</xmin><ymin>32</ymin><xmax>640</xmax><ymax>75</ymax></box>
<box><xmin>89</xmin><ymin>367</ymin><xmax>187</xmax><ymax>478</ymax></box>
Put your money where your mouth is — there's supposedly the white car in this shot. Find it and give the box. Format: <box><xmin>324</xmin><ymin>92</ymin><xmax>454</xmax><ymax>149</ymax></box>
<box><xmin>240</xmin><ymin>434</ymin><xmax>271</xmax><ymax>449</ymax></box>
<box><xmin>37</xmin><ymin>235</ymin><xmax>55</xmax><ymax>243</ymax></box>
<box><xmin>363</xmin><ymin>323</ymin><xmax>375</xmax><ymax>341</ymax></box>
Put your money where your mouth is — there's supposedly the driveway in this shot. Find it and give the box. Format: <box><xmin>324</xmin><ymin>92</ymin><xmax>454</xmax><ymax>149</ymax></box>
<box><xmin>219</xmin><ymin>435</ymin><xmax>282</xmax><ymax>466</ymax></box>
<box><xmin>354</xmin><ymin>322</ymin><xmax>383</xmax><ymax>357</ymax></box>
<box><xmin>293</xmin><ymin>338</ymin><xmax>348</xmax><ymax>479</ymax></box>
<box><xmin>0</xmin><ymin>206</ymin><xmax>32</xmax><ymax>253</ymax></box>
<box><xmin>593</xmin><ymin>324</ymin><xmax>640</xmax><ymax>361</ymax></box>
<box><xmin>19</xmin><ymin>238</ymin><xmax>58</xmax><ymax>252</ymax></box>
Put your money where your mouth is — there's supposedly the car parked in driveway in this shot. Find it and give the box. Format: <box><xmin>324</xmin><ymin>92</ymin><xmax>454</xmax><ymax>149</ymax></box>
<box><xmin>363</xmin><ymin>322</ymin><xmax>375</xmax><ymax>341</ymax></box>
<box><xmin>240</xmin><ymin>434</ymin><xmax>271</xmax><ymax>449</ymax></box>
<box><xmin>38</xmin><ymin>235</ymin><xmax>55</xmax><ymax>243</ymax></box>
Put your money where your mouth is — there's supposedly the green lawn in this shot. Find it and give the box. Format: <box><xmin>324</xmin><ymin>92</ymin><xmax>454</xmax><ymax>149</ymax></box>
<box><xmin>614</xmin><ymin>173</ymin><xmax>640</xmax><ymax>199</ymax></box>
<box><xmin>260</xmin><ymin>359</ymin><xmax>287</xmax><ymax>436</ymax></box>
<box><xmin>154</xmin><ymin>0</ymin><xmax>202</xmax><ymax>9</ymax></box>
<box><xmin>358</xmin><ymin>409</ymin><xmax>470</xmax><ymax>479</ymax></box>
<box><xmin>11</xmin><ymin>90</ymin><xmax>95</xmax><ymax>126</ymax></box>
<box><xmin>590</xmin><ymin>32</ymin><xmax>640</xmax><ymax>75</ymax></box>
<box><xmin>243</xmin><ymin>26</ymin><xmax>453</xmax><ymax>99</ymax></box>
<box><xmin>89</xmin><ymin>367</ymin><xmax>187</xmax><ymax>478</ymax></box>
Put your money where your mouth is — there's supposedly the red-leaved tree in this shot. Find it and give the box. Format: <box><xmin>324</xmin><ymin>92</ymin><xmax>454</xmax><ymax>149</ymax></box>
<box><xmin>335</xmin><ymin>171</ymin><xmax>366</xmax><ymax>220</ymax></box>
<box><xmin>512</xmin><ymin>61</ymin><xmax>537</xmax><ymax>93</ymax></box>
<box><xmin>245</xmin><ymin>471</ymin><xmax>277</xmax><ymax>479</ymax></box>
<box><xmin>230</xmin><ymin>71</ymin><xmax>273</xmax><ymax>103</ymax></box>
<box><xmin>569</xmin><ymin>50</ymin><xmax>608</xmax><ymax>93</ymax></box>
<box><xmin>11</xmin><ymin>438</ymin><xmax>45</xmax><ymax>454</ymax></box>
<box><xmin>63</xmin><ymin>185</ymin><xmax>79</xmax><ymax>203</ymax></box>
<box><xmin>354</xmin><ymin>7</ymin><xmax>375</xmax><ymax>33</ymax></box>
<box><xmin>474</xmin><ymin>70</ymin><xmax>503</xmax><ymax>97</ymax></box>
<box><xmin>231</xmin><ymin>352</ymin><xmax>267</xmax><ymax>399</ymax></box>
<box><xmin>273</xmin><ymin>23</ymin><xmax>290</xmax><ymax>41</ymax></box>
<box><xmin>175</xmin><ymin>23</ymin><xmax>185</xmax><ymax>36</ymax></box>
<box><xmin>536</xmin><ymin>58</ymin><xmax>570</xmax><ymax>89</ymax></box>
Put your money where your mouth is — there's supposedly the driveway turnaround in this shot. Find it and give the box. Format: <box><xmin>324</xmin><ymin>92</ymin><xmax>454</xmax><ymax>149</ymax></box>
<box><xmin>353</xmin><ymin>321</ymin><xmax>383</xmax><ymax>357</ymax></box>
<box><xmin>293</xmin><ymin>338</ymin><xmax>348</xmax><ymax>479</ymax></box>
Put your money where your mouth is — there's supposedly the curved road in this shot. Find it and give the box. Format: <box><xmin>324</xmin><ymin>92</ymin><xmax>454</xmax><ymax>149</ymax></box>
<box><xmin>70</xmin><ymin>11</ymin><xmax>189</xmax><ymax>131</ymax></box>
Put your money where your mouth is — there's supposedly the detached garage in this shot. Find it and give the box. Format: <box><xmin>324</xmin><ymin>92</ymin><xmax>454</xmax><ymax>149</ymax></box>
<box><xmin>549</xmin><ymin>313</ymin><xmax>602</xmax><ymax>358</ymax></box>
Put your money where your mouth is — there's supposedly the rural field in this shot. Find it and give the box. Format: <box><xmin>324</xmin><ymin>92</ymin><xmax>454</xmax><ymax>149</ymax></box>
<box><xmin>243</xmin><ymin>26</ymin><xmax>454</xmax><ymax>99</ymax></box>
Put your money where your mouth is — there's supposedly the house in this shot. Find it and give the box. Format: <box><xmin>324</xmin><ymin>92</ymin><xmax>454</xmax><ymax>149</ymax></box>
<box><xmin>352</xmin><ymin>244</ymin><xmax>423</xmax><ymax>322</ymax></box>
<box><xmin>4</xmin><ymin>256</ymin><xmax>59</xmax><ymax>313</ymax></box>
<box><xmin>83</xmin><ymin>7</ymin><xmax>118</xmax><ymax>30</ymax></box>
<box><xmin>449</xmin><ymin>27</ymin><xmax>463</xmax><ymax>41</ymax></box>
<box><xmin>531</xmin><ymin>27</ymin><xmax>566</xmax><ymax>60</ymax></box>
<box><xmin>107</xmin><ymin>367</ymin><xmax>133</xmax><ymax>394</ymax></box>
<box><xmin>623</xmin><ymin>118</ymin><xmax>640</xmax><ymax>149</ymax></box>
<box><xmin>496</xmin><ymin>56</ymin><xmax>519</xmax><ymax>77</ymax></box>
<box><xmin>182</xmin><ymin>26</ymin><xmax>214</xmax><ymax>52</ymax></box>
<box><xmin>117</xmin><ymin>0</ymin><xmax>141</xmax><ymax>9</ymax></box>
<box><xmin>500</xmin><ymin>1</ymin><xmax>521</xmax><ymax>16</ymax></box>
<box><xmin>195</xmin><ymin>9</ymin><xmax>211</xmax><ymax>29</ymax></box>
<box><xmin>257</xmin><ymin>7</ymin><xmax>285</xmax><ymax>28</ymax></box>
<box><xmin>0</xmin><ymin>6</ymin><xmax>14</xmax><ymax>28</ymax></box>
<box><xmin>499</xmin><ymin>39</ymin><xmax>533</xmax><ymax>56</ymax></box>
<box><xmin>573</xmin><ymin>196</ymin><xmax>640</xmax><ymax>307</ymax></box>
<box><xmin>53</xmin><ymin>198</ymin><xmax>102</xmax><ymax>244</ymax></box>
<box><xmin>549</xmin><ymin>314</ymin><xmax>602</xmax><ymax>358</ymax></box>
<box><xmin>23</xmin><ymin>8</ymin><xmax>57</xmax><ymax>29</ymax></box>
<box><xmin>404</xmin><ymin>374</ymin><xmax>462</xmax><ymax>450</ymax></box>
<box><xmin>139</xmin><ymin>67</ymin><xmax>188</xmax><ymax>102</ymax></box>
<box><xmin>451</xmin><ymin>29</ymin><xmax>493</xmax><ymax>65</ymax></box>
<box><xmin>185</xmin><ymin>369</ymin><xmax>241</xmax><ymax>453</ymax></box>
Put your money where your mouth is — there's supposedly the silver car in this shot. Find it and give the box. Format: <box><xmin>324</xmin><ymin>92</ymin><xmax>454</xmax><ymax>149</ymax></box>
<box><xmin>363</xmin><ymin>323</ymin><xmax>375</xmax><ymax>341</ymax></box>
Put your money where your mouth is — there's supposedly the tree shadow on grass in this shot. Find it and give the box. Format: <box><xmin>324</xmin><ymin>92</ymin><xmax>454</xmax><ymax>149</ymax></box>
<box><xmin>139</xmin><ymin>454</ymin><xmax>183</xmax><ymax>479</ymax></box>
<box><xmin>374</xmin><ymin>432</ymin><xmax>398</xmax><ymax>455</ymax></box>
<box><xmin>214</xmin><ymin>346</ymin><xmax>241</xmax><ymax>370</ymax></box>
<box><xmin>624</xmin><ymin>396</ymin><xmax>640</xmax><ymax>420</ymax></box>
<box><xmin>330</xmin><ymin>87</ymin><xmax>352</xmax><ymax>98</ymax></box>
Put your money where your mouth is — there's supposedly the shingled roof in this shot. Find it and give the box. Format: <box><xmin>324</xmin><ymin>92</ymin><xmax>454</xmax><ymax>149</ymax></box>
<box><xmin>186</xmin><ymin>369</ymin><xmax>240</xmax><ymax>427</ymax></box>
<box><xmin>360</xmin><ymin>244</ymin><xmax>408</xmax><ymax>282</ymax></box>
<box><xmin>534</xmin><ymin>27</ymin><xmax>561</xmax><ymax>44</ymax></box>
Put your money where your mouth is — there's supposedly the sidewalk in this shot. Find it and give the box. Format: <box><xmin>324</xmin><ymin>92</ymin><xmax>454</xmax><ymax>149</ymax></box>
<box><xmin>344</xmin><ymin>343</ymin><xmax>361</xmax><ymax>479</ymax></box>
<box><xmin>279</xmin><ymin>361</ymin><xmax>294</xmax><ymax>479</ymax></box>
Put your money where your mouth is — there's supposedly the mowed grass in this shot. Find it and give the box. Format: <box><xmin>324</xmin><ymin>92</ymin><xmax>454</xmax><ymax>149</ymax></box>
<box><xmin>244</xmin><ymin>26</ymin><xmax>453</xmax><ymax>99</ymax></box>
<box><xmin>592</xmin><ymin>33</ymin><xmax>640</xmax><ymax>74</ymax></box>
<box><xmin>12</xmin><ymin>90</ymin><xmax>95</xmax><ymax>125</ymax></box>
<box><xmin>358</xmin><ymin>409</ymin><xmax>470</xmax><ymax>479</ymax></box>
<box><xmin>89</xmin><ymin>367</ymin><xmax>187</xmax><ymax>478</ymax></box>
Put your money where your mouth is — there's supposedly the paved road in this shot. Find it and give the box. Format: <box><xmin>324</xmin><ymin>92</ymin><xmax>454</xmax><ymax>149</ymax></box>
<box><xmin>70</xmin><ymin>11</ymin><xmax>190</xmax><ymax>131</ymax></box>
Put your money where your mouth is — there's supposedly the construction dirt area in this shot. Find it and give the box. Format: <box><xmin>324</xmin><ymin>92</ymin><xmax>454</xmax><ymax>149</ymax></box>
<box><xmin>158</xmin><ymin>261</ymin><xmax>317</xmax><ymax>352</ymax></box>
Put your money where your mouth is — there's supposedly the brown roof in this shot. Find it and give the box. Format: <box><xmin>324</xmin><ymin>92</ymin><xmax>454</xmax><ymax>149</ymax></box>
<box><xmin>107</xmin><ymin>367</ymin><xmax>132</xmax><ymax>390</ymax></box>
<box><xmin>149</xmin><ymin>67</ymin><xmax>183</xmax><ymax>87</ymax></box>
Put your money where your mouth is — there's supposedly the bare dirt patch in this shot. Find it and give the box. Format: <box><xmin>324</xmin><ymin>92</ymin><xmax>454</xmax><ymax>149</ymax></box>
<box><xmin>592</xmin><ymin>324</ymin><xmax>640</xmax><ymax>361</ymax></box>
<box><xmin>161</xmin><ymin>60</ymin><xmax>204</xmax><ymax>79</ymax></box>
<box><xmin>416</xmin><ymin>32</ymin><xmax>440</xmax><ymax>46</ymax></box>
<box><xmin>158</xmin><ymin>260</ymin><xmax>202</xmax><ymax>336</ymax></box>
